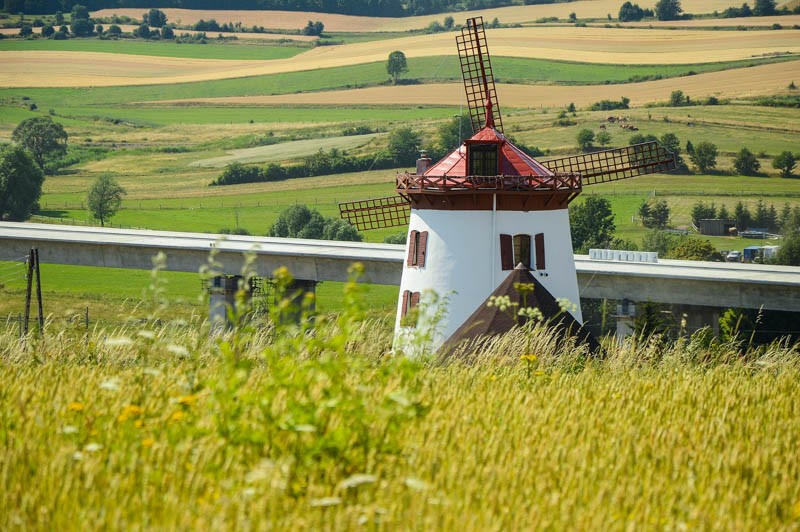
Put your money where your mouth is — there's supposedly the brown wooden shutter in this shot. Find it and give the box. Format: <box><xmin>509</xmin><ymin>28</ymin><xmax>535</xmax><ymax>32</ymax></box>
<box><xmin>416</xmin><ymin>231</ymin><xmax>428</xmax><ymax>267</ymax></box>
<box><xmin>406</xmin><ymin>231</ymin><xmax>418</xmax><ymax>266</ymax></box>
<box><xmin>500</xmin><ymin>234</ymin><xmax>513</xmax><ymax>270</ymax></box>
<box><xmin>401</xmin><ymin>290</ymin><xmax>410</xmax><ymax>318</ymax></box>
<box><xmin>535</xmin><ymin>232</ymin><xmax>546</xmax><ymax>270</ymax></box>
<box><xmin>410</xmin><ymin>292</ymin><xmax>421</xmax><ymax>308</ymax></box>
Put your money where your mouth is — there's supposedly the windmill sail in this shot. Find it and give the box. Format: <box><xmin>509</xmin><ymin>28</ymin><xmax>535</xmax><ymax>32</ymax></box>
<box><xmin>456</xmin><ymin>17</ymin><xmax>503</xmax><ymax>134</ymax></box>
<box><xmin>338</xmin><ymin>195</ymin><xmax>410</xmax><ymax>231</ymax></box>
<box><xmin>541</xmin><ymin>141</ymin><xmax>676</xmax><ymax>186</ymax></box>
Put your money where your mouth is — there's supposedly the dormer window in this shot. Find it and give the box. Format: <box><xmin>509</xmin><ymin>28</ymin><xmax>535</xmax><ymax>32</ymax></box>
<box><xmin>468</xmin><ymin>143</ymin><xmax>499</xmax><ymax>176</ymax></box>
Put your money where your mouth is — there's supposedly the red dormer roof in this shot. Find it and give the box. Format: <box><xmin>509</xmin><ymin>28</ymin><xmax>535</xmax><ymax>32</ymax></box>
<box><xmin>424</xmin><ymin>126</ymin><xmax>554</xmax><ymax>178</ymax></box>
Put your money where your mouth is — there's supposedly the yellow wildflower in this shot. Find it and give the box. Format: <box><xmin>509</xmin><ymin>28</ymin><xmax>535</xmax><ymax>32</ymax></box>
<box><xmin>170</xmin><ymin>411</ymin><xmax>185</xmax><ymax>422</ymax></box>
<box><xmin>67</xmin><ymin>402</ymin><xmax>84</xmax><ymax>412</ymax></box>
<box><xmin>534</xmin><ymin>370</ymin><xmax>546</xmax><ymax>377</ymax></box>
<box><xmin>118</xmin><ymin>404</ymin><xmax>143</xmax><ymax>422</ymax></box>
<box><xmin>520</xmin><ymin>354</ymin><xmax>538</xmax><ymax>363</ymax></box>
<box><xmin>177</xmin><ymin>394</ymin><xmax>198</xmax><ymax>406</ymax></box>
<box><xmin>142</xmin><ymin>438</ymin><xmax>155</xmax><ymax>448</ymax></box>
<box><xmin>134</xmin><ymin>419</ymin><xmax>144</xmax><ymax>428</ymax></box>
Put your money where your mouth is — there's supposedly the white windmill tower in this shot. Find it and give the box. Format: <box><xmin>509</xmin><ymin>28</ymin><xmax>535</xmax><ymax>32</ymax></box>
<box><xmin>339</xmin><ymin>17</ymin><xmax>675</xmax><ymax>353</ymax></box>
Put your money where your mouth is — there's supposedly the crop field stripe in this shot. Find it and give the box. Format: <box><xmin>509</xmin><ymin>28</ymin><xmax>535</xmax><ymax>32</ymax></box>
<box><xmin>0</xmin><ymin>39</ymin><xmax>308</xmax><ymax>60</ymax></box>
<box><xmin>3</xmin><ymin>27</ymin><xmax>799</xmax><ymax>88</ymax></box>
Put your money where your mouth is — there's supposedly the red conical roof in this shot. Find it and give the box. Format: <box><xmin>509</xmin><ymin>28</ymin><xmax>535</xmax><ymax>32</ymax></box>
<box><xmin>424</xmin><ymin>125</ymin><xmax>553</xmax><ymax>179</ymax></box>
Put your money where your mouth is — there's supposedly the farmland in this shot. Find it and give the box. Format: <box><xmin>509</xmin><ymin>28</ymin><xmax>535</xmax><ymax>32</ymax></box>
<box><xmin>0</xmin><ymin>7</ymin><xmax>798</xmax><ymax>320</ymax></box>
<box><xmin>1</xmin><ymin>5</ymin><xmax>800</xmax><ymax>529</ymax></box>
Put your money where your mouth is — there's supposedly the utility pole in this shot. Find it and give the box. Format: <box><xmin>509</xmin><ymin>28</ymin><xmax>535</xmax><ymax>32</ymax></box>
<box><xmin>23</xmin><ymin>248</ymin><xmax>44</xmax><ymax>335</ymax></box>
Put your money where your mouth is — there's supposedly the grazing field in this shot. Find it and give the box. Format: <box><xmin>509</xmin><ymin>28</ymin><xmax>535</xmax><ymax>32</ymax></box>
<box><xmin>3</xmin><ymin>27</ymin><xmax>798</xmax><ymax>87</ymax></box>
<box><xmin>173</xmin><ymin>60</ymin><xmax>800</xmax><ymax>108</ymax></box>
<box><xmin>190</xmin><ymin>133</ymin><xmax>382</xmax><ymax>168</ymax></box>
<box><xmin>1</xmin><ymin>308</ymin><xmax>799</xmax><ymax>529</ymax></box>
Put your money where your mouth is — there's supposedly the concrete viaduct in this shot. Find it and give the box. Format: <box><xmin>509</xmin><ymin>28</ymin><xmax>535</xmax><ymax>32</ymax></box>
<box><xmin>2</xmin><ymin>222</ymin><xmax>800</xmax><ymax>314</ymax></box>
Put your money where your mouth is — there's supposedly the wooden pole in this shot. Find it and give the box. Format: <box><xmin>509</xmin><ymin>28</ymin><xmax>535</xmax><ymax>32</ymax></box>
<box><xmin>23</xmin><ymin>249</ymin><xmax>33</xmax><ymax>335</ymax></box>
<box><xmin>34</xmin><ymin>248</ymin><xmax>43</xmax><ymax>332</ymax></box>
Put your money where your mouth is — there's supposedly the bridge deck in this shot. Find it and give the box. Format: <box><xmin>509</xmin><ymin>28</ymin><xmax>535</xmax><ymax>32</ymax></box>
<box><xmin>1</xmin><ymin>222</ymin><xmax>799</xmax><ymax>312</ymax></box>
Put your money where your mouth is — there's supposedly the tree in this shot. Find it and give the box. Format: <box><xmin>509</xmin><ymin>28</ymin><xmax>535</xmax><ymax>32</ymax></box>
<box><xmin>774</xmin><ymin>232</ymin><xmax>800</xmax><ymax>266</ymax></box>
<box><xmin>772</xmin><ymin>151</ymin><xmax>797</xmax><ymax>178</ymax></box>
<box><xmin>19</xmin><ymin>24</ymin><xmax>32</xmax><ymax>36</ymax></box>
<box><xmin>302</xmin><ymin>20</ymin><xmax>324</xmax><ymax>36</ymax></box>
<box><xmin>267</xmin><ymin>204</ymin><xmax>362</xmax><ymax>242</ymax></box>
<box><xmin>577</xmin><ymin>129</ymin><xmax>595</xmax><ymax>152</ymax></box>
<box><xmin>437</xmin><ymin>113</ymin><xmax>469</xmax><ymax>153</ymax></box>
<box><xmin>144</xmin><ymin>8</ymin><xmax>167</xmax><ymax>27</ymax></box>
<box><xmin>71</xmin><ymin>4</ymin><xmax>89</xmax><ymax>21</ymax></box>
<box><xmin>387</xmin><ymin>126</ymin><xmax>421</xmax><ymax>166</ymax></box>
<box><xmin>386</xmin><ymin>50</ymin><xmax>409</xmax><ymax>84</ymax></box>
<box><xmin>733</xmin><ymin>147</ymin><xmax>760</xmax><ymax>176</ymax></box>
<box><xmin>87</xmin><ymin>175</ymin><xmax>126</xmax><ymax>227</ymax></box>
<box><xmin>161</xmin><ymin>26</ymin><xmax>174</xmax><ymax>39</ymax></box>
<box><xmin>655</xmin><ymin>0</ymin><xmax>682</xmax><ymax>20</ymax></box>
<box><xmin>659</xmin><ymin>132</ymin><xmax>686</xmax><ymax>171</ymax></box>
<box><xmin>666</xmin><ymin>238</ymin><xmax>723</xmax><ymax>261</ymax></box>
<box><xmin>640</xmin><ymin>199</ymin><xmax>670</xmax><ymax>228</ymax></box>
<box><xmin>668</xmin><ymin>89</ymin><xmax>689</xmax><ymax>106</ymax></box>
<box><xmin>106</xmin><ymin>24</ymin><xmax>122</xmax><ymax>36</ymax></box>
<box><xmin>70</xmin><ymin>17</ymin><xmax>93</xmax><ymax>37</ymax></box>
<box><xmin>689</xmin><ymin>141</ymin><xmax>718</xmax><ymax>173</ymax></box>
<box><xmin>569</xmin><ymin>196</ymin><xmax>616</xmax><ymax>252</ymax></box>
<box><xmin>595</xmin><ymin>130</ymin><xmax>612</xmax><ymax>147</ymax></box>
<box><xmin>691</xmin><ymin>201</ymin><xmax>717</xmax><ymax>226</ymax></box>
<box><xmin>753</xmin><ymin>0</ymin><xmax>776</xmax><ymax>16</ymax></box>
<box><xmin>619</xmin><ymin>1</ymin><xmax>645</xmax><ymax>21</ymax></box>
<box><xmin>0</xmin><ymin>145</ymin><xmax>44</xmax><ymax>221</ymax></box>
<box><xmin>134</xmin><ymin>23</ymin><xmax>150</xmax><ymax>38</ymax></box>
<box><xmin>733</xmin><ymin>201</ymin><xmax>752</xmax><ymax>231</ymax></box>
<box><xmin>642</xmin><ymin>230</ymin><xmax>679</xmax><ymax>255</ymax></box>
<box><xmin>11</xmin><ymin>116</ymin><xmax>68</xmax><ymax>172</ymax></box>
<box><xmin>718</xmin><ymin>204</ymin><xmax>730</xmax><ymax>221</ymax></box>
<box><xmin>633</xmin><ymin>301</ymin><xmax>676</xmax><ymax>340</ymax></box>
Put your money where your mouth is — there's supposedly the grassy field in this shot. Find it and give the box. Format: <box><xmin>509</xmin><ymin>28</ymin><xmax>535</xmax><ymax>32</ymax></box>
<box><xmin>1</xmin><ymin>303</ymin><xmax>799</xmax><ymax>529</ymax></box>
<box><xmin>0</xmin><ymin>39</ymin><xmax>309</xmax><ymax>59</ymax></box>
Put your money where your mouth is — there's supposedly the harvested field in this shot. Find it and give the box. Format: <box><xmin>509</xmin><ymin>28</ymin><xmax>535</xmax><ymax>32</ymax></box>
<box><xmin>3</xmin><ymin>27</ymin><xmax>799</xmax><ymax>88</ymax></box>
<box><xmin>190</xmin><ymin>133</ymin><xmax>381</xmax><ymax>168</ymax></box>
<box><xmin>155</xmin><ymin>60</ymin><xmax>800</xmax><ymax>108</ymax></box>
<box><xmin>91</xmin><ymin>1</ymin><xmax>746</xmax><ymax>32</ymax></box>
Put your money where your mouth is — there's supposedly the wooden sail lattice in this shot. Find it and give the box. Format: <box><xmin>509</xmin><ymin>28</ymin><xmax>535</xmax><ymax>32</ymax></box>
<box><xmin>456</xmin><ymin>17</ymin><xmax>503</xmax><ymax>134</ymax></box>
<box><xmin>338</xmin><ymin>195</ymin><xmax>410</xmax><ymax>231</ymax></box>
<box><xmin>542</xmin><ymin>141</ymin><xmax>676</xmax><ymax>186</ymax></box>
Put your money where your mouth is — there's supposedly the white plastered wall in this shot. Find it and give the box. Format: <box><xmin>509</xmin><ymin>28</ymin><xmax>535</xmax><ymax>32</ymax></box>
<box><xmin>394</xmin><ymin>205</ymin><xmax>582</xmax><ymax>354</ymax></box>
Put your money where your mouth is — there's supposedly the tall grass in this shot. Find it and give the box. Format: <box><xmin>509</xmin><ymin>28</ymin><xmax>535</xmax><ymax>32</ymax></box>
<box><xmin>1</xmin><ymin>267</ymin><xmax>799</xmax><ymax>529</ymax></box>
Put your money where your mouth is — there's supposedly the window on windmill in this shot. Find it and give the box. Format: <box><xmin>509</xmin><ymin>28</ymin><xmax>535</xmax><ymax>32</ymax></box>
<box><xmin>400</xmin><ymin>290</ymin><xmax>421</xmax><ymax>327</ymax></box>
<box><xmin>468</xmin><ymin>143</ymin><xmax>499</xmax><ymax>176</ymax></box>
<box><xmin>406</xmin><ymin>230</ymin><xmax>428</xmax><ymax>267</ymax></box>
<box><xmin>513</xmin><ymin>234</ymin><xmax>532</xmax><ymax>268</ymax></box>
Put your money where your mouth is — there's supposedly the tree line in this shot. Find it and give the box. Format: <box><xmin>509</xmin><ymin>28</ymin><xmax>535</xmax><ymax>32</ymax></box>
<box><xmin>2</xmin><ymin>0</ymin><xmax>512</xmax><ymax>17</ymax></box>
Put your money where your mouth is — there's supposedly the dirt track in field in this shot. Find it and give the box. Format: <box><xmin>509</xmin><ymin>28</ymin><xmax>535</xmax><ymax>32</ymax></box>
<box><xmin>155</xmin><ymin>61</ymin><xmax>800</xmax><ymax>109</ymax></box>
<box><xmin>3</xmin><ymin>27</ymin><xmax>799</xmax><ymax>88</ymax></box>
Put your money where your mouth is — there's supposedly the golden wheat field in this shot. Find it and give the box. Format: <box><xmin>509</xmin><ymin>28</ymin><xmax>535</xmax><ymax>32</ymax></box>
<box><xmin>92</xmin><ymin>0</ymin><xmax>760</xmax><ymax>32</ymax></box>
<box><xmin>1</xmin><ymin>292</ymin><xmax>799</xmax><ymax>530</ymax></box>
<box><xmin>3</xmin><ymin>27</ymin><xmax>799</xmax><ymax>88</ymax></box>
<box><xmin>159</xmin><ymin>60</ymin><xmax>800</xmax><ymax>109</ymax></box>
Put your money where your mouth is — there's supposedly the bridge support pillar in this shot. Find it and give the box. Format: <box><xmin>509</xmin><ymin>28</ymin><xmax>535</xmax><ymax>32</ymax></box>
<box><xmin>208</xmin><ymin>275</ymin><xmax>251</xmax><ymax>331</ymax></box>
<box><xmin>672</xmin><ymin>304</ymin><xmax>720</xmax><ymax>337</ymax></box>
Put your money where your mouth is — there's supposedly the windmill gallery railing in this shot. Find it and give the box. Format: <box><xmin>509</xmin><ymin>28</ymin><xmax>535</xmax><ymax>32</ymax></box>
<box><xmin>396</xmin><ymin>172</ymin><xmax>582</xmax><ymax>194</ymax></box>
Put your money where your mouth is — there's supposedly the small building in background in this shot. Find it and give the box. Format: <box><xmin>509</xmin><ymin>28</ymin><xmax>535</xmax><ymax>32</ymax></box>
<box><xmin>698</xmin><ymin>218</ymin><xmax>736</xmax><ymax>236</ymax></box>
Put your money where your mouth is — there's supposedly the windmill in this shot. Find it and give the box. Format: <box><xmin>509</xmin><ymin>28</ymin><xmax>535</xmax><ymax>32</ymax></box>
<box><xmin>339</xmin><ymin>17</ymin><xmax>675</xmax><ymax>353</ymax></box>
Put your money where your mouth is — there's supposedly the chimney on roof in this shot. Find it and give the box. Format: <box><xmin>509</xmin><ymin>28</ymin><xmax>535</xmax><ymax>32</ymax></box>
<box><xmin>416</xmin><ymin>149</ymin><xmax>432</xmax><ymax>175</ymax></box>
